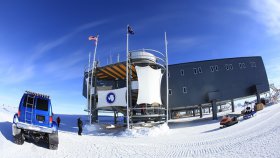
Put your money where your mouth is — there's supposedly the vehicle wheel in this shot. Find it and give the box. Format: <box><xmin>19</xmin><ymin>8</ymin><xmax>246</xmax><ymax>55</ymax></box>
<box><xmin>49</xmin><ymin>143</ymin><xmax>58</xmax><ymax>150</ymax></box>
<box><xmin>48</xmin><ymin>132</ymin><xmax>59</xmax><ymax>150</ymax></box>
<box><xmin>14</xmin><ymin>132</ymin><xmax>24</xmax><ymax>145</ymax></box>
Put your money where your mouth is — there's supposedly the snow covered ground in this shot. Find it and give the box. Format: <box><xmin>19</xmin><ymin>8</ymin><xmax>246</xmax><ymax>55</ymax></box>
<box><xmin>1</xmin><ymin>103</ymin><xmax>280</xmax><ymax>158</ymax></box>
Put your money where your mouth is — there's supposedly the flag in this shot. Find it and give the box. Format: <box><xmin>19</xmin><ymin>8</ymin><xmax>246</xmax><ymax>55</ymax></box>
<box><xmin>88</xmin><ymin>36</ymin><xmax>98</xmax><ymax>45</ymax></box>
<box><xmin>127</xmin><ymin>25</ymin><xmax>134</xmax><ymax>35</ymax></box>
<box><xmin>88</xmin><ymin>36</ymin><xmax>98</xmax><ymax>41</ymax></box>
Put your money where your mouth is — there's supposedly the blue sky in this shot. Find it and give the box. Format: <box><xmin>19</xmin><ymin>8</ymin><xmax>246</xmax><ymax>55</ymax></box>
<box><xmin>0</xmin><ymin>0</ymin><xmax>280</xmax><ymax>114</ymax></box>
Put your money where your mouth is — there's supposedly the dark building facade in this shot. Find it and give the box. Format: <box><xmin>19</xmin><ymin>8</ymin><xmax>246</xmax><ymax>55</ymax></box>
<box><xmin>83</xmin><ymin>56</ymin><xmax>270</xmax><ymax>120</ymax></box>
<box><xmin>161</xmin><ymin>56</ymin><xmax>269</xmax><ymax>119</ymax></box>
<box><xmin>162</xmin><ymin>56</ymin><xmax>269</xmax><ymax>106</ymax></box>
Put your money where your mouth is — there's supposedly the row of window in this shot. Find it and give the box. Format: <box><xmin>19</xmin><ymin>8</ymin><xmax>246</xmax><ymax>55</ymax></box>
<box><xmin>168</xmin><ymin>62</ymin><xmax>257</xmax><ymax>76</ymax></box>
<box><xmin>168</xmin><ymin>87</ymin><xmax>187</xmax><ymax>95</ymax></box>
<box><xmin>238</xmin><ymin>62</ymin><xmax>257</xmax><ymax>69</ymax></box>
<box><xmin>193</xmin><ymin>67</ymin><xmax>203</xmax><ymax>75</ymax></box>
<box><xmin>250</xmin><ymin>62</ymin><xmax>257</xmax><ymax>67</ymax></box>
<box><xmin>239</xmin><ymin>63</ymin><xmax>246</xmax><ymax>69</ymax></box>
<box><xmin>210</xmin><ymin>65</ymin><xmax>219</xmax><ymax>72</ymax></box>
<box><xmin>225</xmin><ymin>64</ymin><xmax>233</xmax><ymax>71</ymax></box>
<box><xmin>23</xmin><ymin>96</ymin><xmax>49</xmax><ymax>111</ymax></box>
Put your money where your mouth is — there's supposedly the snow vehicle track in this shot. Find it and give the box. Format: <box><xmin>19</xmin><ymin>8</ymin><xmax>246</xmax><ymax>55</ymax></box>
<box><xmin>1</xmin><ymin>104</ymin><xmax>280</xmax><ymax>157</ymax></box>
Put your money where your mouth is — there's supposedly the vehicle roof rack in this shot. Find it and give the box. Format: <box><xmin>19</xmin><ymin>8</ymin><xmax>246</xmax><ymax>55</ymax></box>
<box><xmin>25</xmin><ymin>90</ymin><xmax>50</xmax><ymax>99</ymax></box>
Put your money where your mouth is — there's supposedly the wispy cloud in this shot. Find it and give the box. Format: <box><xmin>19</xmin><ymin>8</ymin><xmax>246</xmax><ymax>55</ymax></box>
<box><xmin>168</xmin><ymin>36</ymin><xmax>212</xmax><ymax>52</ymax></box>
<box><xmin>0</xmin><ymin>53</ymin><xmax>35</xmax><ymax>84</ymax></box>
<box><xmin>75</xmin><ymin>20</ymin><xmax>109</xmax><ymax>32</ymax></box>
<box><xmin>265</xmin><ymin>55</ymin><xmax>280</xmax><ymax>87</ymax></box>
<box><xmin>44</xmin><ymin>50</ymin><xmax>87</xmax><ymax>80</ymax></box>
<box><xmin>250</xmin><ymin>0</ymin><xmax>280</xmax><ymax>36</ymax></box>
<box><xmin>169</xmin><ymin>37</ymin><xmax>202</xmax><ymax>47</ymax></box>
<box><xmin>228</xmin><ymin>1</ymin><xmax>280</xmax><ymax>36</ymax></box>
<box><xmin>30</xmin><ymin>20</ymin><xmax>109</xmax><ymax>63</ymax></box>
<box><xmin>0</xmin><ymin>20</ymin><xmax>109</xmax><ymax>85</ymax></box>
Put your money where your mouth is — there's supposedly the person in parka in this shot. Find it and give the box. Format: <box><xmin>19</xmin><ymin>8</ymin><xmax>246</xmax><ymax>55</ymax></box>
<box><xmin>77</xmin><ymin>117</ymin><xmax>83</xmax><ymax>135</ymax></box>
<box><xmin>56</xmin><ymin>116</ymin><xmax>61</xmax><ymax>128</ymax></box>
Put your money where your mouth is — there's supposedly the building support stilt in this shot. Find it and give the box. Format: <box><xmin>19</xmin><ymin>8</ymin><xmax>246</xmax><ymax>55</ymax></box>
<box><xmin>231</xmin><ymin>99</ymin><xmax>235</xmax><ymax>112</ymax></box>
<box><xmin>256</xmin><ymin>92</ymin><xmax>261</xmax><ymax>104</ymax></box>
<box><xmin>193</xmin><ymin>109</ymin><xmax>195</xmax><ymax>117</ymax></box>
<box><xmin>199</xmin><ymin>105</ymin><xmax>203</xmax><ymax>118</ymax></box>
<box><xmin>114</xmin><ymin>111</ymin><xmax>117</xmax><ymax>124</ymax></box>
<box><xmin>212</xmin><ymin>100</ymin><xmax>218</xmax><ymax>120</ymax></box>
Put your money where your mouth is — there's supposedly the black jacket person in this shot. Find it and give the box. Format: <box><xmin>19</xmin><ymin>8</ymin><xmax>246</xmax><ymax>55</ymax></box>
<box><xmin>77</xmin><ymin>118</ymin><xmax>83</xmax><ymax>135</ymax></box>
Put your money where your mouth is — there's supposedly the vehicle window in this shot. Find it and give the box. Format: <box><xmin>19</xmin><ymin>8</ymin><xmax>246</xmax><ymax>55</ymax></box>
<box><xmin>36</xmin><ymin>98</ymin><xmax>49</xmax><ymax>111</ymax></box>
<box><xmin>23</xmin><ymin>95</ymin><xmax>35</xmax><ymax>108</ymax></box>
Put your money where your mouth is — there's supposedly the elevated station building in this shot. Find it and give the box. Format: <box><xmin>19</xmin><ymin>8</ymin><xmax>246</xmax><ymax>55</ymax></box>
<box><xmin>82</xmin><ymin>52</ymin><xmax>269</xmax><ymax>126</ymax></box>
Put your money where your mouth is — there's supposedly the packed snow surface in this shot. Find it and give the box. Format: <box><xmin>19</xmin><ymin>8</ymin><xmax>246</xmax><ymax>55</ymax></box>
<box><xmin>1</xmin><ymin>103</ymin><xmax>280</xmax><ymax>157</ymax></box>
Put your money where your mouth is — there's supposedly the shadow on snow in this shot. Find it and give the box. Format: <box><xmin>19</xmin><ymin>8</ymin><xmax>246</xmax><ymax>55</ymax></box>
<box><xmin>0</xmin><ymin>121</ymin><xmax>13</xmax><ymax>143</ymax></box>
<box><xmin>168</xmin><ymin>116</ymin><xmax>222</xmax><ymax>129</ymax></box>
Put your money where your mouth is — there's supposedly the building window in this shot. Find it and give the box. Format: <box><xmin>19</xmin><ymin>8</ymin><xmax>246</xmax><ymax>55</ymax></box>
<box><xmin>193</xmin><ymin>68</ymin><xmax>198</xmax><ymax>75</ymax></box>
<box><xmin>210</xmin><ymin>66</ymin><xmax>214</xmax><ymax>72</ymax></box>
<box><xmin>168</xmin><ymin>72</ymin><xmax>170</xmax><ymax>77</ymax></box>
<box><xmin>180</xmin><ymin>69</ymin><xmax>184</xmax><ymax>76</ymax></box>
<box><xmin>239</xmin><ymin>63</ymin><xmax>242</xmax><ymax>69</ymax></box>
<box><xmin>183</xmin><ymin>87</ymin><xmax>187</xmax><ymax>94</ymax></box>
<box><xmin>168</xmin><ymin>89</ymin><xmax>172</xmax><ymax>95</ymax></box>
<box><xmin>225</xmin><ymin>64</ymin><xmax>229</xmax><ymax>70</ymax></box>
<box><xmin>198</xmin><ymin>67</ymin><xmax>202</xmax><ymax>73</ymax></box>
<box><xmin>215</xmin><ymin>65</ymin><xmax>219</xmax><ymax>71</ymax></box>
<box><xmin>239</xmin><ymin>63</ymin><xmax>246</xmax><ymax>69</ymax></box>
<box><xmin>229</xmin><ymin>64</ymin><xmax>233</xmax><ymax>70</ymax></box>
<box><xmin>226</xmin><ymin>64</ymin><xmax>233</xmax><ymax>70</ymax></box>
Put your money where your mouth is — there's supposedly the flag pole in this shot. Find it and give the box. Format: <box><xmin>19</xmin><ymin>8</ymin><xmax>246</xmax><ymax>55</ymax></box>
<box><xmin>89</xmin><ymin>35</ymin><xmax>99</xmax><ymax>125</ymax></box>
<box><xmin>164</xmin><ymin>32</ymin><xmax>169</xmax><ymax>123</ymax></box>
<box><xmin>126</xmin><ymin>25</ymin><xmax>130</xmax><ymax>129</ymax></box>
<box><xmin>87</xmin><ymin>52</ymin><xmax>91</xmax><ymax>124</ymax></box>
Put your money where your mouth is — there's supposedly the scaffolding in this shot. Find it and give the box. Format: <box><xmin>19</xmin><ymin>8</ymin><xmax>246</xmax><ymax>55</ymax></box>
<box><xmin>85</xmin><ymin>33</ymin><xmax>169</xmax><ymax>129</ymax></box>
<box><xmin>126</xmin><ymin>48</ymin><xmax>168</xmax><ymax>128</ymax></box>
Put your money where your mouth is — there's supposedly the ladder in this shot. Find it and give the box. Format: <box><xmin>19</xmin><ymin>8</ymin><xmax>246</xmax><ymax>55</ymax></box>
<box><xmin>25</xmin><ymin>95</ymin><xmax>35</xmax><ymax>124</ymax></box>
